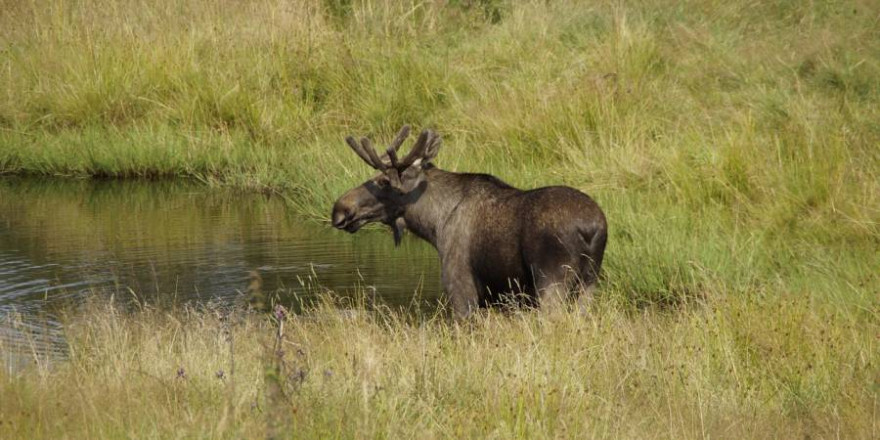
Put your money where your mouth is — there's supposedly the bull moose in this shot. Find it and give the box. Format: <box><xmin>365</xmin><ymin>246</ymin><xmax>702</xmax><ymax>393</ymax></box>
<box><xmin>331</xmin><ymin>125</ymin><xmax>607</xmax><ymax>318</ymax></box>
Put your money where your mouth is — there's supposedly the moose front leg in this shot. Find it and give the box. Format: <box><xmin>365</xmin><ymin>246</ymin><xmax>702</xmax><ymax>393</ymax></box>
<box><xmin>440</xmin><ymin>259</ymin><xmax>480</xmax><ymax>320</ymax></box>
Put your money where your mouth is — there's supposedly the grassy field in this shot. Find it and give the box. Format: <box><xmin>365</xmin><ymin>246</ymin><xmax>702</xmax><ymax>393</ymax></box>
<box><xmin>1</xmin><ymin>0</ymin><xmax>879</xmax><ymax>438</ymax></box>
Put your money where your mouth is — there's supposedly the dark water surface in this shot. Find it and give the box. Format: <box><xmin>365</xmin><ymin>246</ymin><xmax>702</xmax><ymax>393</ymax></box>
<box><xmin>0</xmin><ymin>178</ymin><xmax>441</xmax><ymax>365</ymax></box>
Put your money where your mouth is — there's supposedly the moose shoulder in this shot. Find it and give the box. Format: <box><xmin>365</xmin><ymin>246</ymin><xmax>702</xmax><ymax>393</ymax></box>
<box><xmin>331</xmin><ymin>126</ymin><xmax>607</xmax><ymax>318</ymax></box>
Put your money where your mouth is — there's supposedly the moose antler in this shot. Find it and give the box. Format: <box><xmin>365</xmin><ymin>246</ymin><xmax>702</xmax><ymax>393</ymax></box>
<box><xmin>388</xmin><ymin>125</ymin><xmax>411</xmax><ymax>153</ymax></box>
<box><xmin>346</xmin><ymin>125</ymin><xmax>437</xmax><ymax>173</ymax></box>
<box><xmin>359</xmin><ymin>137</ymin><xmax>387</xmax><ymax>170</ymax></box>
<box><xmin>394</xmin><ymin>129</ymin><xmax>431</xmax><ymax>169</ymax></box>
<box><xmin>345</xmin><ymin>136</ymin><xmax>378</xmax><ymax>169</ymax></box>
<box><xmin>424</xmin><ymin>132</ymin><xmax>442</xmax><ymax>161</ymax></box>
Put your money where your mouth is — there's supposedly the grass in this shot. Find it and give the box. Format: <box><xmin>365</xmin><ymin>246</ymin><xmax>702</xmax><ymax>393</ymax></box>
<box><xmin>1</xmin><ymin>293</ymin><xmax>877</xmax><ymax>439</ymax></box>
<box><xmin>0</xmin><ymin>0</ymin><xmax>879</xmax><ymax>437</ymax></box>
<box><xmin>1</xmin><ymin>0</ymin><xmax>878</xmax><ymax>217</ymax></box>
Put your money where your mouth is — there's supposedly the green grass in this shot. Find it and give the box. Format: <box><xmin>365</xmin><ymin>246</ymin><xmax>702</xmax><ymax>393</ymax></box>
<box><xmin>1</xmin><ymin>0</ymin><xmax>877</xmax><ymax>217</ymax></box>
<box><xmin>1</xmin><ymin>0</ymin><xmax>879</xmax><ymax>437</ymax></box>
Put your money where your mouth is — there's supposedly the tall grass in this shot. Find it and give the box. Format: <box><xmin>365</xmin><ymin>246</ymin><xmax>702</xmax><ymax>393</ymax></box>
<box><xmin>1</xmin><ymin>1</ymin><xmax>878</xmax><ymax>437</ymax></box>
<box><xmin>1</xmin><ymin>293</ymin><xmax>877</xmax><ymax>439</ymax></box>
<box><xmin>1</xmin><ymin>0</ymin><xmax>877</xmax><ymax>218</ymax></box>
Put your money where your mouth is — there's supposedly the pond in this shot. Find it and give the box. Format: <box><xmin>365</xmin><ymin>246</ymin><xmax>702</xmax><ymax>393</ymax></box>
<box><xmin>0</xmin><ymin>178</ymin><xmax>442</xmax><ymax>366</ymax></box>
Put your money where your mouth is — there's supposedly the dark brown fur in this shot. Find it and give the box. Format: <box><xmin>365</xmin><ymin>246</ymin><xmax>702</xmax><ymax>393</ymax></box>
<box><xmin>332</xmin><ymin>127</ymin><xmax>607</xmax><ymax>318</ymax></box>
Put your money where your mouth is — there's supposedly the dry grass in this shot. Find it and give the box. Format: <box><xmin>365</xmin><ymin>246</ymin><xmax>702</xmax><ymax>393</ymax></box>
<box><xmin>1</xmin><ymin>293</ymin><xmax>877</xmax><ymax>439</ymax></box>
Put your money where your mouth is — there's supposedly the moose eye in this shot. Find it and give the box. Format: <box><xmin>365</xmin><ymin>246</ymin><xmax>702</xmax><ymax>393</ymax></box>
<box><xmin>375</xmin><ymin>177</ymin><xmax>391</xmax><ymax>188</ymax></box>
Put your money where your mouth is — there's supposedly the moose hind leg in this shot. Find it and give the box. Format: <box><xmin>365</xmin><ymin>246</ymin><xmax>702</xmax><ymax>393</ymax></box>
<box><xmin>525</xmin><ymin>233</ymin><xmax>580</xmax><ymax>312</ymax></box>
<box><xmin>577</xmin><ymin>228</ymin><xmax>607</xmax><ymax>310</ymax></box>
<box><xmin>575</xmin><ymin>260</ymin><xmax>599</xmax><ymax>309</ymax></box>
<box><xmin>533</xmin><ymin>265</ymin><xmax>575</xmax><ymax>313</ymax></box>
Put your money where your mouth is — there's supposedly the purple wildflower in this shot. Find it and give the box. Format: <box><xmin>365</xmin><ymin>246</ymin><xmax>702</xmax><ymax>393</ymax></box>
<box><xmin>274</xmin><ymin>305</ymin><xmax>287</xmax><ymax>321</ymax></box>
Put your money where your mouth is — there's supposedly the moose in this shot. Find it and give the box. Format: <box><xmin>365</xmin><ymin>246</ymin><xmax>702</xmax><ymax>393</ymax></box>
<box><xmin>331</xmin><ymin>126</ymin><xmax>607</xmax><ymax>318</ymax></box>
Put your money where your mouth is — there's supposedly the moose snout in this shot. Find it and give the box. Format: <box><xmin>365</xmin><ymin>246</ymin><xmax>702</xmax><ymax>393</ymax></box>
<box><xmin>332</xmin><ymin>196</ymin><xmax>366</xmax><ymax>232</ymax></box>
<box><xmin>331</xmin><ymin>204</ymin><xmax>353</xmax><ymax>229</ymax></box>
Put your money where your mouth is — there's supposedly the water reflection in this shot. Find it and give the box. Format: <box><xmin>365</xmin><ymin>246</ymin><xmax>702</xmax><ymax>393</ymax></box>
<box><xmin>0</xmin><ymin>178</ymin><xmax>442</xmax><ymax>365</ymax></box>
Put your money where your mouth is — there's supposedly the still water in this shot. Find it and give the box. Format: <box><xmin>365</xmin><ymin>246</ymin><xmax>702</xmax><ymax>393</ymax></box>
<box><xmin>0</xmin><ymin>179</ymin><xmax>442</xmax><ymax>364</ymax></box>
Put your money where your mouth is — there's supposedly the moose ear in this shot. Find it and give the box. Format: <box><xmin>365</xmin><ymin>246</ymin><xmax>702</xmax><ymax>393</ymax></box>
<box><xmin>391</xmin><ymin>217</ymin><xmax>407</xmax><ymax>247</ymax></box>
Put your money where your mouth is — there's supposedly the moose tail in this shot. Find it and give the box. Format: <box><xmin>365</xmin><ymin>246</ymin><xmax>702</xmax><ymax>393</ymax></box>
<box><xmin>578</xmin><ymin>224</ymin><xmax>607</xmax><ymax>286</ymax></box>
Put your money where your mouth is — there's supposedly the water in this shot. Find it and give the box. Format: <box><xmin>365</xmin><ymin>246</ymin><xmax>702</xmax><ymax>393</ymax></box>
<box><xmin>0</xmin><ymin>178</ymin><xmax>442</xmax><ymax>367</ymax></box>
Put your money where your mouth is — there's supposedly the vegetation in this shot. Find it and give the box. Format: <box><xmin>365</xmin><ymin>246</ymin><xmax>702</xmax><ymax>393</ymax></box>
<box><xmin>1</xmin><ymin>0</ymin><xmax>878</xmax><ymax>437</ymax></box>
<box><xmin>2</xmin><ymin>294</ymin><xmax>877</xmax><ymax>439</ymax></box>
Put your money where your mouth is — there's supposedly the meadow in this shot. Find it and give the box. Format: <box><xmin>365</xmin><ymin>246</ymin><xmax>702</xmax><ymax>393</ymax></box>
<box><xmin>1</xmin><ymin>0</ymin><xmax>878</xmax><ymax>437</ymax></box>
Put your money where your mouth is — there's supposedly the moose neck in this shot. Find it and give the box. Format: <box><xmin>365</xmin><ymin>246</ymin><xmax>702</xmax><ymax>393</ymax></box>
<box><xmin>402</xmin><ymin>167</ymin><xmax>466</xmax><ymax>248</ymax></box>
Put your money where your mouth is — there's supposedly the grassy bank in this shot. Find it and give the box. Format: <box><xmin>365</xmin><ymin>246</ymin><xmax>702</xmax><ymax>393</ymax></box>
<box><xmin>2</xmin><ymin>294</ymin><xmax>877</xmax><ymax>439</ymax></box>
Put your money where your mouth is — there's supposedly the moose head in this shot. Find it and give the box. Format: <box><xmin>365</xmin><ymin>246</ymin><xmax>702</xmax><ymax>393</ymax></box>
<box><xmin>331</xmin><ymin>125</ymin><xmax>442</xmax><ymax>245</ymax></box>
